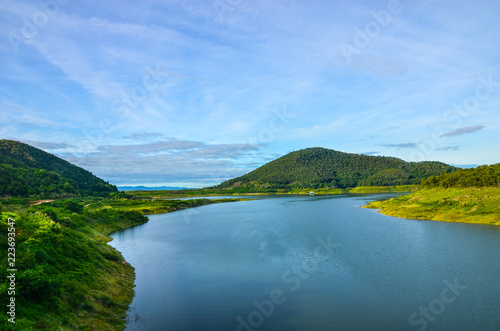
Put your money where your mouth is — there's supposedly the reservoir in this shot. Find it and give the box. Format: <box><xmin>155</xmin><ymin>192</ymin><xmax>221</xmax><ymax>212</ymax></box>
<box><xmin>109</xmin><ymin>194</ymin><xmax>500</xmax><ymax>330</ymax></box>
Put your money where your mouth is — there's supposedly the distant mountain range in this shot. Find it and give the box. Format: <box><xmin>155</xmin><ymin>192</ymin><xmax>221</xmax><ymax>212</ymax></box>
<box><xmin>215</xmin><ymin>147</ymin><xmax>459</xmax><ymax>190</ymax></box>
<box><xmin>0</xmin><ymin>140</ymin><xmax>117</xmax><ymax>198</ymax></box>
<box><xmin>118</xmin><ymin>186</ymin><xmax>190</xmax><ymax>191</ymax></box>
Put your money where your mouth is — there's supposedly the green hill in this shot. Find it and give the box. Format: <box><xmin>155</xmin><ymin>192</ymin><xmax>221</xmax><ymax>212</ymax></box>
<box><xmin>0</xmin><ymin>140</ymin><xmax>117</xmax><ymax>198</ymax></box>
<box><xmin>365</xmin><ymin>163</ymin><xmax>500</xmax><ymax>225</ymax></box>
<box><xmin>215</xmin><ymin>147</ymin><xmax>458</xmax><ymax>191</ymax></box>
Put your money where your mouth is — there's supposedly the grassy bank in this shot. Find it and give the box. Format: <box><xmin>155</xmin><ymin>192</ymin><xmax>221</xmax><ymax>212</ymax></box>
<box><xmin>348</xmin><ymin>185</ymin><xmax>418</xmax><ymax>193</ymax></box>
<box><xmin>365</xmin><ymin>187</ymin><xmax>500</xmax><ymax>226</ymax></box>
<box><xmin>0</xmin><ymin>207</ymin><xmax>145</xmax><ymax>330</ymax></box>
<box><xmin>124</xmin><ymin>185</ymin><xmax>418</xmax><ymax>199</ymax></box>
<box><xmin>89</xmin><ymin>197</ymin><xmax>247</xmax><ymax>215</ymax></box>
<box><xmin>0</xmin><ymin>197</ymin><xmax>240</xmax><ymax>330</ymax></box>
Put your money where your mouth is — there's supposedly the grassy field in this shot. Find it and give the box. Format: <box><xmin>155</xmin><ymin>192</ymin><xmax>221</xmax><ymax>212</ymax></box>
<box><xmin>365</xmin><ymin>187</ymin><xmax>500</xmax><ymax>226</ymax></box>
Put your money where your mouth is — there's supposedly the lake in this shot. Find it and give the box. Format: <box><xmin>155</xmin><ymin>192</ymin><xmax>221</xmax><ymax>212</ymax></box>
<box><xmin>109</xmin><ymin>194</ymin><xmax>500</xmax><ymax>330</ymax></box>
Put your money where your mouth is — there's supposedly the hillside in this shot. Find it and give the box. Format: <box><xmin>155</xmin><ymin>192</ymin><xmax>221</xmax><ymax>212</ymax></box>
<box><xmin>421</xmin><ymin>163</ymin><xmax>500</xmax><ymax>188</ymax></box>
<box><xmin>365</xmin><ymin>163</ymin><xmax>500</xmax><ymax>226</ymax></box>
<box><xmin>0</xmin><ymin>140</ymin><xmax>117</xmax><ymax>198</ymax></box>
<box><xmin>215</xmin><ymin>147</ymin><xmax>458</xmax><ymax>191</ymax></box>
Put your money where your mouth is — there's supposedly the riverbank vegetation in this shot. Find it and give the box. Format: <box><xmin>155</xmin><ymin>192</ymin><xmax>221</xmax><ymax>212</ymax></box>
<box><xmin>348</xmin><ymin>185</ymin><xmax>418</xmax><ymax>193</ymax></box>
<box><xmin>365</xmin><ymin>163</ymin><xmax>500</xmax><ymax>226</ymax></box>
<box><xmin>0</xmin><ymin>197</ymin><xmax>240</xmax><ymax>330</ymax></box>
<box><xmin>124</xmin><ymin>185</ymin><xmax>418</xmax><ymax>199</ymax></box>
<box><xmin>97</xmin><ymin>196</ymin><xmax>248</xmax><ymax>215</ymax></box>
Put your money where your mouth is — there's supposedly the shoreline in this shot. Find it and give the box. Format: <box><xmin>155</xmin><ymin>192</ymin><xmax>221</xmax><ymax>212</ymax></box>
<box><xmin>106</xmin><ymin>198</ymin><xmax>244</xmax><ymax>330</ymax></box>
<box><xmin>364</xmin><ymin>187</ymin><xmax>500</xmax><ymax>226</ymax></box>
<box><xmin>126</xmin><ymin>185</ymin><xmax>418</xmax><ymax>199</ymax></box>
<box><xmin>109</xmin><ymin>188</ymin><xmax>500</xmax><ymax>329</ymax></box>
<box><xmin>110</xmin><ymin>191</ymin><xmax>412</xmax><ymax>329</ymax></box>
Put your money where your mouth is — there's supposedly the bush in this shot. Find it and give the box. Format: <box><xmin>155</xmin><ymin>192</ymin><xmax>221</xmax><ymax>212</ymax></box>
<box><xmin>18</xmin><ymin>265</ymin><xmax>62</xmax><ymax>301</ymax></box>
<box><xmin>63</xmin><ymin>200</ymin><xmax>83</xmax><ymax>214</ymax></box>
<box><xmin>43</xmin><ymin>208</ymin><xmax>58</xmax><ymax>221</ymax></box>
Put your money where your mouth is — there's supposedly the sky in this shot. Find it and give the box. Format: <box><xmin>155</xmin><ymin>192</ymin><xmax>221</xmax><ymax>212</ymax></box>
<box><xmin>1</xmin><ymin>0</ymin><xmax>500</xmax><ymax>187</ymax></box>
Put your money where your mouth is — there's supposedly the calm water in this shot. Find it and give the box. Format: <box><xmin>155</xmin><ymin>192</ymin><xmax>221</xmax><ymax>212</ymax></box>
<box><xmin>109</xmin><ymin>194</ymin><xmax>500</xmax><ymax>331</ymax></box>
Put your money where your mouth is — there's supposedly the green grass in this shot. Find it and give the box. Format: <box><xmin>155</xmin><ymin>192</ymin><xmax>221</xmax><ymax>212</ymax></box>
<box><xmin>122</xmin><ymin>189</ymin><xmax>240</xmax><ymax>199</ymax></box>
<box><xmin>124</xmin><ymin>185</ymin><xmax>418</xmax><ymax>198</ymax></box>
<box><xmin>348</xmin><ymin>185</ymin><xmax>418</xmax><ymax>193</ymax></box>
<box><xmin>0</xmin><ymin>208</ymin><xmax>143</xmax><ymax>330</ymax></box>
<box><xmin>0</xmin><ymin>197</ymin><xmax>241</xmax><ymax>330</ymax></box>
<box><xmin>3</xmin><ymin>184</ymin><xmax>496</xmax><ymax>329</ymax></box>
<box><xmin>87</xmin><ymin>197</ymin><xmax>248</xmax><ymax>215</ymax></box>
<box><xmin>364</xmin><ymin>187</ymin><xmax>500</xmax><ymax>226</ymax></box>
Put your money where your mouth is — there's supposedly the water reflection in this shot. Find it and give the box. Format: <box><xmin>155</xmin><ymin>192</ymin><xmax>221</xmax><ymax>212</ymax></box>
<box><xmin>110</xmin><ymin>194</ymin><xmax>500</xmax><ymax>331</ymax></box>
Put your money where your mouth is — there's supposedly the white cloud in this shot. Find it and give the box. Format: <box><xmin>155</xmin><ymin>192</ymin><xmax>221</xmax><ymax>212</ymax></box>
<box><xmin>1</xmin><ymin>0</ymin><xmax>500</xmax><ymax>184</ymax></box>
<box><xmin>441</xmin><ymin>125</ymin><xmax>486</xmax><ymax>137</ymax></box>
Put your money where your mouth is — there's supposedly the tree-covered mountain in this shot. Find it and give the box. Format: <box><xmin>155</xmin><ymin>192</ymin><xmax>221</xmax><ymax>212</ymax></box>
<box><xmin>0</xmin><ymin>140</ymin><xmax>117</xmax><ymax>198</ymax></box>
<box><xmin>216</xmin><ymin>147</ymin><xmax>458</xmax><ymax>190</ymax></box>
<box><xmin>422</xmin><ymin>163</ymin><xmax>500</xmax><ymax>188</ymax></box>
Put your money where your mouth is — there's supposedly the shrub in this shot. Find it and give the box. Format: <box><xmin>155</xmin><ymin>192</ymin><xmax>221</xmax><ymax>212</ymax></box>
<box><xmin>63</xmin><ymin>200</ymin><xmax>83</xmax><ymax>214</ymax></box>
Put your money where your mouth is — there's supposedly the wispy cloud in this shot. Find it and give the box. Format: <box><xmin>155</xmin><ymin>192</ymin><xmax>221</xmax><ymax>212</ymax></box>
<box><xmin>437</xmin><ymin>146</ymin><xmax>461</xmax><ymax>151</ymax></box>
<box><xmin>383</xmin><ymin>143</ymin><xmax>418</xmax><ymax>149</ymax></box>
<box><xmin>25</xmin><ymin>141</ymin><xmax>76</xmax><ymax>150</ymax></box>
<box><xmin>123</xmin><ymin>133</ymin><xmax>166</xmax><ymax>140</ymax></box>
<box><xmin>61</xmin><ymin>147</ymin><xmax>260</xmax><ymax>187</ymax></box>
<box><xmin>96</xmin><ymin>141</ymin><xmax>205</xmax><ymax>155</ymax></box>
<box><xmin>57</xmin><ymin>139</ymin><xmax>262</xmax><ymax>186</ymax></box>
<box><xmin>64</xmin><ymin>152</ymin><xmax>248</xmax><ymax>187</ymax></box>
<box><xmin>441</xmin><ymin>125</ymin><xmax>486</xmax><ymax>137</ymax></box>
<box><xmin>93</xmin><ymin>140</ymin><xmax>259</xmax><ymax>158</ymax></box>
<box><xmin>2</xmin><ymin>0</ymin><xmax>500</xmax><ymax>184</ymax></box>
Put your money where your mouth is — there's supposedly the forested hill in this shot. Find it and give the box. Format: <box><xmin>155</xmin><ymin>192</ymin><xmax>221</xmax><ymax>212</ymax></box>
<box><xmin>422</xmin><ymin>163</ymin><xmax>500</xmax><ymax>188</ymax></box>
<box><xmin>0</xmin><ymin>140</ymin><xmax>117</xmax><ymax>197</ymax></box>
<box><xmin>216</xmin><ymin>147</ymin><xmax>458</xmax><ymax>190</ymax></box>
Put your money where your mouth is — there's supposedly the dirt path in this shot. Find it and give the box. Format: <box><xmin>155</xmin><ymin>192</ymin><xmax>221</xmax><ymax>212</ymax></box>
<box><xmin>29</xmin><ymin>199</ymin><xmax>54</xmax><ymax>205</ymax></box>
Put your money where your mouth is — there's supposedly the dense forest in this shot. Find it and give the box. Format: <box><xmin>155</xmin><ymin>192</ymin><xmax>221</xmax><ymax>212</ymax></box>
<box><xmin>215</xmin><ymin>147</ymin><xmax>458</xmax><ymax>191</ymax></box>
<box><xmin>0</xmin><ymin>140</ymin><xmax>117</xmax><ymax>198</ymax></box>
<box><xmin>422</xmin><ymin>163</ymin><xmax>500</xmax><ymax>188</ymax></box>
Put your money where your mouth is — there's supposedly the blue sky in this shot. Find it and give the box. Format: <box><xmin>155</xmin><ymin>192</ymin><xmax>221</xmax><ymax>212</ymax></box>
<box><xmin>1</xmin><ymin>0</ymin><xmax>500</xmax><ymax>187</ymax></box>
